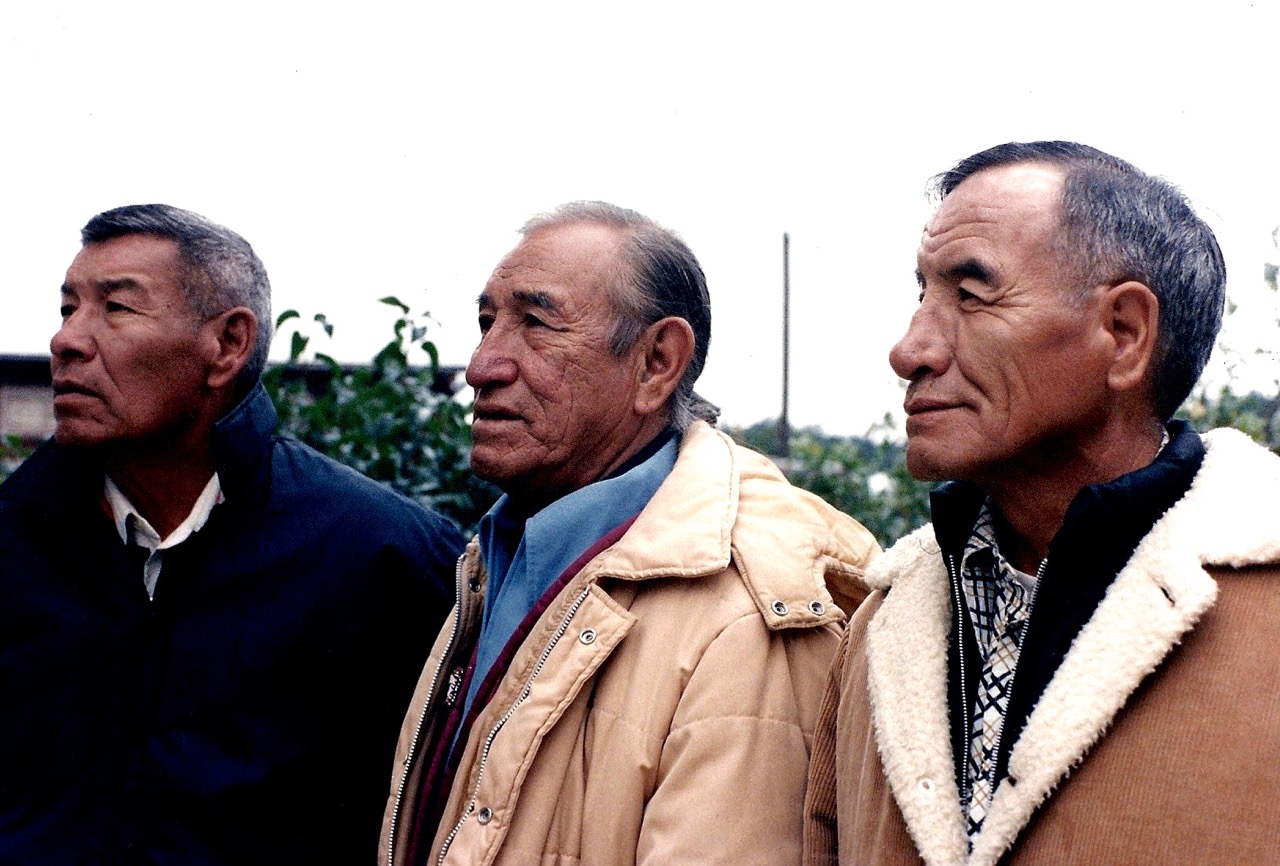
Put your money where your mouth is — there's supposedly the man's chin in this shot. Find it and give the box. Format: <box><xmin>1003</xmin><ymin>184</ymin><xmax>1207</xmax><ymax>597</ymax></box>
<box><xmin>53</xmin><ymin>425</ymin><xmax>104</xmax><ymax>449</ymax></box>
<box><xmin>904</xmin><ymin>442</ymin><xmax>961</xmax><ymax>484</ymax></box>
<box><xmin>52</xmin><ymin>418</ymin><xmax>128</xmax><ymax>452</ymax></box>
<box><xmin>469</xmin><ymin>448</ymin><xmax>521</xmax><ymax>488</ymax></box>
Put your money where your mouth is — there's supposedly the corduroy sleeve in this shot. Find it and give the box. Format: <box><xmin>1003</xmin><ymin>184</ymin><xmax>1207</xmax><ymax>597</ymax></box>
<box><xmin>802</xmin><ymin>629</ymin><xmax>850</xmax><ymax>864</ymax></box>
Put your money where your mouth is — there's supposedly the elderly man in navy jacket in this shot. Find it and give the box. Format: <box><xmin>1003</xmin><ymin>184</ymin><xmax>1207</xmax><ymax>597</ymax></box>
<box><xmin>0</xmin><ymin>204</ymin><xmax>464</xmax><ymax>865</ymax></box>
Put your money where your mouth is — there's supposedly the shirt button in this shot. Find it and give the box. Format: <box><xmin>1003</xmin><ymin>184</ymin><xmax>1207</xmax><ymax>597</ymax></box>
<box><xmin>918</xmin><ymin>778</ymin><xmax>935</xmax><ymax>793</ymax></box>
<box><xmin>476</xmin><ymin>806</ymin><xmax>493</xmax><ymax>825</ymax></box>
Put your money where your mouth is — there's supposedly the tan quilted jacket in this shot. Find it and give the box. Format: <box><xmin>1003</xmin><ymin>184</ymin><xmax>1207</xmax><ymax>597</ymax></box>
<box><xmin>381</xmin><ymin>421</ymin><xmax>879</xmax><ymax>866</ymax></box>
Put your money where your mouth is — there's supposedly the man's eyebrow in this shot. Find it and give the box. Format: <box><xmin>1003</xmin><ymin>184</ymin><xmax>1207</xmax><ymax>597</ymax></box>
<box><xmin>101</xmin><ymin>278</ymin><xmax>145</xmax><ymax>294</ymax></box>
<box><xmin>916</xmin><ymin>259</ymin><xmax>993</xmax><ymax>287</ymax></box>
<box><xmin>60</xmin><ymin>277</ymin><xmax>143</xmax><ymax>295</ymax></box>
<box><xmin>476</xmin><ymin>289</ymin><xmax>560</xmax><ymax>314</ymax></box>
<box><xmin>512</xmin><ymin>289</ymin><xmax>558</xmax><ymax>312</ymax></box>
<box><xmin>944</xmin><ymin>259</ymin><xmax>993</xmax><ymax>285</ymax></box>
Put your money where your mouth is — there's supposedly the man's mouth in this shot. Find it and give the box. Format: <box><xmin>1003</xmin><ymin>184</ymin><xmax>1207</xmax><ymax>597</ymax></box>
<box><xmin>52</xmin><ymin>381</ymin><xmax>99</xmax><ymax>399</ymax></box>
<box><xmin>472</xmin><ymin>405</ymin><xmax>521</xmax><ymax>422</ymax></box>
<box><xmin>902</xmin><ymin>395</ymin><xmax>958</xmax><ymax>415</ymax></box>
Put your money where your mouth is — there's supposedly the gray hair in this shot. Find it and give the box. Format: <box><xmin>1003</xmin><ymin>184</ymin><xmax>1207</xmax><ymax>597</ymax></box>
<box><xmin>932</xmin><ymin>141</ymin><xmax>1226</xmax><ymax>422</ymax></box>
<box><xmin>81</xmin><ymin>204</ymin><xmax>273</xmax><ymax>394</ymax></box>
<box><xmin>521</xmin><ymin>201</ymin><xmax>717</xmax><ymax>431</ymax></box>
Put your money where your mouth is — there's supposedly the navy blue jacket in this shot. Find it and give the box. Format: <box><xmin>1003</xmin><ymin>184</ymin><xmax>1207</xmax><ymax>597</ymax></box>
<box><xmin>0</xmin><ymin>384</ymin><xmax>463</xmax><ymax>866</ymax></box>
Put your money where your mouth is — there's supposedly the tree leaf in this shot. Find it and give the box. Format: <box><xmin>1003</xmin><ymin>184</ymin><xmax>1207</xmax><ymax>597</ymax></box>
<box><xmin>379</xmin><ymin>296</ymin><xmax>411</xmax><ymax>315</ymax></box>
<box><xmin>290</xmin><ymin>331</ymin><xmax>309</xmax><ymax>361</ymax></box>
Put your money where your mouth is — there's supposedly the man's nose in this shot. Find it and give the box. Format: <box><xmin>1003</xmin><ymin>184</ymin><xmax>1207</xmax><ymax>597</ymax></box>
<box><xmin>888</xmin><ymin>300</ymin><xmax>950</xmax><ymax>382</ymax></box>
<box><xmin>50</xmin><ymin>309</ymin><xmax>95</xmax><ymax>361</ymax></box>
<box><xmin>465</xmin><ymin>331</ymin><xmax>518</xmax><ymax>390</ymax></box>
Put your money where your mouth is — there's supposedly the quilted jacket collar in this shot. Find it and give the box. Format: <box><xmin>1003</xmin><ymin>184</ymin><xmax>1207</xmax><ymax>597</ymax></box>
<box><xmin>582</xmin><ymin>421</ymin><xmax>879</xmax><ymax>631</ymax></box>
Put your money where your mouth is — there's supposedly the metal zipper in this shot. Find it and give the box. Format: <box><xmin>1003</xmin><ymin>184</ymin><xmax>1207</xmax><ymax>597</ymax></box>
<box><xmin>387</xmin><ymin>554</ymin><xmax>467</xmax><ymax>866</ymax></box>
<box><xmin>982</xmin><ymin>556</ymin><xmax>1049</xmax><ymax>802</ymax></box>
<box><xmin>444</xmin><ymin>667</ymin><xmax>465</xmax><ymax>707</ymax></box>
<box><xmin>436</xmin><ymin>585</ymin><xmax>595</xmax><ymax>865</ymax></box>
<box><xmin>946</xmin><ymin>553</ymin><xmax>972</xmax><ymax>811</ymax></box>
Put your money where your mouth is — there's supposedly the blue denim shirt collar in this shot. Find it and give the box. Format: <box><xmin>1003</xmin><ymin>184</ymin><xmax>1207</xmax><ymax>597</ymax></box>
<box><xmin>465</xmin><ymin>433</ymin><xmax>680</xmax><ymax>716</ymax></box>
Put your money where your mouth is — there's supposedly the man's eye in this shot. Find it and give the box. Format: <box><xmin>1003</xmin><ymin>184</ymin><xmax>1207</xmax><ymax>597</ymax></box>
<box><xmin>477</xmin><ymin>315</ymin><xmax>494</xmax><ymax>333</ymax></box>
<box><xmin>105</xmin><ymin>301</ymin><xmax>135</xmax><ymax>314</ymax></box>
<box><xmin>60</xmin><ymin>305</ymin><xmax>75</xmax><ymax>319</ymax></box>
<box><xmin>524</xmin><ymin>313</ymin><xmax>546</xmax><ymax>327</ymax></box>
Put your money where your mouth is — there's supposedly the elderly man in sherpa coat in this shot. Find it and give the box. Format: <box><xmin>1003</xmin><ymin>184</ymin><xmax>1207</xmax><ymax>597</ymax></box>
<box><xmin>804</xmin><ymin>141</ymin><xmax>1280</xmax><ymax>866</ymax></box>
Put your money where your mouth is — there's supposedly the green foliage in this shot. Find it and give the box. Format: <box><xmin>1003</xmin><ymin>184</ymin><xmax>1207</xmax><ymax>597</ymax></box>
<box><xmin>0</xmin><ymin>434</ymin><xmax>33</xmax><ymax>477</ymax></box>
<box><xmin>1180</xmin><ymin>387</ymin><xmax>1280</xmax><ymax>450</ymax></box>
<box><xmin>1178</xmin><ymin>231</ymin><xmax>1280</xmax><ymax>452</ymax></box>
<box><xmin>262</xmin><ymin>299</ymin><xmax>499</xmax><ymax>535</ymax></box>
<box><xmin>727</xmin><ymin>415</ymin><xmax>933</xmax><ymax>548</ymax></box>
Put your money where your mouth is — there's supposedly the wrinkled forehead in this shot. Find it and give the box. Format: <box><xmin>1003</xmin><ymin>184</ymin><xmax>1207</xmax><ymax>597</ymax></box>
<box><xmin>482</xmin><ymin>222</ymin><xmax>627</xmax><ymax>308</ymax></box>
<box><xmin>919</xmin><ymin>164</ymin><xmax>1066</xmax><ymax>261</ymax></box>
<box><xmin>63</xmin><ymin>234</ymin><xmax>188</xmax><ymax>295</ymax></box>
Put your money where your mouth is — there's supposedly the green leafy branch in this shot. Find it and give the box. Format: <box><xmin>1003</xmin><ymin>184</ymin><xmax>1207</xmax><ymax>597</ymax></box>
<box><xmin>262</xmin><ymin>297</ymin><xmax>499</xmax><ymax>534</ymax></box>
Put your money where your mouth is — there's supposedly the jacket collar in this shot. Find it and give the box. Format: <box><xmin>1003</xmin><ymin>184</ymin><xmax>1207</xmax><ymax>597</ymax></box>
<box><xmin>865</xmin><ymin>427</ymin><xmax>1280</xmax><ymax>865</ymax></box>
<box><xmin>579</xmin><ymin>421</ymin><xmax>878</xmax><ymax>632</ymax></box>
<box><xmin>928</xmin><ymin>420</ymin><xmax>1205</xmax><ymax>573</ymax></box>
<box><xmin>209</xmin><ymin>382</ymin><xmax>278</xmax><ymax>506</ymax></box>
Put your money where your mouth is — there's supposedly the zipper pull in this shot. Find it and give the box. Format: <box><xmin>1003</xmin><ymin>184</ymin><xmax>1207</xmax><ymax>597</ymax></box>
<box><xmin>444</xmin><ymin>667</ymin><xmax>465</xmax><ymax>707</ymax></box>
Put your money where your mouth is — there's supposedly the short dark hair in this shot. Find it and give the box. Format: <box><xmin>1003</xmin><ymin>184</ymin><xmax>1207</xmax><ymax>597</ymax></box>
<box><xmin>521</xmin><ymin>201</ymin><xmax>718</xmax><ymax>430</ymax></box>
<box><xmin>81</xmin><ymin>204</ymin><xmax>273</xmax><ymax>392</ymax></box>
<box><xmin>932</xmin><ymin>141</ymin><xmax>1226</xmax><ymax>421</ymax></box>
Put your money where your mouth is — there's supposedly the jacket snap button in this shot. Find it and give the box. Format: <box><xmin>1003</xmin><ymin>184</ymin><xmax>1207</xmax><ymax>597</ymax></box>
<box><xmin>469</xmin><ymin>578</ymin><xmax>481</xmax><ymax>593</ymax></box>
<box><xmin>771</xmin><ymin>600</ymin><xmax>789</xmax><ymax>615</ymax></box>
<box><xmin>476</xmin><ymin>806</ymin><xmax>493</xmax><ymax>825</ymax></box>
<box><xmin>579</xmin><ymin>628</ymin><xmax>597</xmax><ymax>645</ymax></box>
<box><xmin>808</xmin><ymin>600</ymin><xmax>826</xmax><ymax>616</ymax></box>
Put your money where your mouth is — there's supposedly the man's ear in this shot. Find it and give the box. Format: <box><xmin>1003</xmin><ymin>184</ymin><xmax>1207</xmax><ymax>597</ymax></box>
<box><xmin>1103</xmin><ymin>281</ymin><xmax>1159</xmax><ymax>393</ymax></box>
<box><xmin>204</xmin><ymin>307</ymin><xmax>258</xmax><ymax>391</ymax></box>
<box><xmin>633</xmin><ymin>316</ymin><xmax>695</xmax><ymax>416</ymax></box>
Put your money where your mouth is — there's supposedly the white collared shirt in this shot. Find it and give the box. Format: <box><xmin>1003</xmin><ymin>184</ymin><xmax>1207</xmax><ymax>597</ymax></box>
<box><xmin>104</xmin><ymin>473</ymin><xmax>224</xmax><ymax>599</ymax></box>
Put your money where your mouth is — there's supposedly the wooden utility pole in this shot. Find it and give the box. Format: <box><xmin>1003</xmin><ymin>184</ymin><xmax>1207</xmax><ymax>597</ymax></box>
<box><xmin>777</xmin><ymin>233</ymin><xmax>791</xmax><ymax>458</ymax></box>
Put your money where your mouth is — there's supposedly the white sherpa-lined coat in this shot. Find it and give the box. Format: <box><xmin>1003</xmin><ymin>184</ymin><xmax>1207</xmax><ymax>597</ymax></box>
<box><xmin>804</xmin><ymin>428</ymin><xmax>1280</xmax><ymax>866</ymax></box>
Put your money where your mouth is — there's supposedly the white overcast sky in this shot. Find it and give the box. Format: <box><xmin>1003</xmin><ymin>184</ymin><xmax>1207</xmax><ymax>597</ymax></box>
<box><xmin>3</xmin><ymin>1</ymin><xmax>1277</xmax><ymax>434</ymax></box>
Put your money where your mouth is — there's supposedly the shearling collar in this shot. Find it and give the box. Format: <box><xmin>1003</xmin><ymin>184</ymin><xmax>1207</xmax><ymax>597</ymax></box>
<box><xmin>863</xmin><ymin>427</ymin><xmax>1280</xmax><ymax>866</ymax></box>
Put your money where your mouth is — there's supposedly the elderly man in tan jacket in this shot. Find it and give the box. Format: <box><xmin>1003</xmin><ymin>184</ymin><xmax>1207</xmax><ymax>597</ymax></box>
<box><xmin>381</xmin><ymin>201</ymin><xmax>879</xmax><ymax>866</ymax></box>
<box><xmin>804</xmin><ymin>141</ymin><xmax>1280</xmax><ymax>865</ymax></box>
